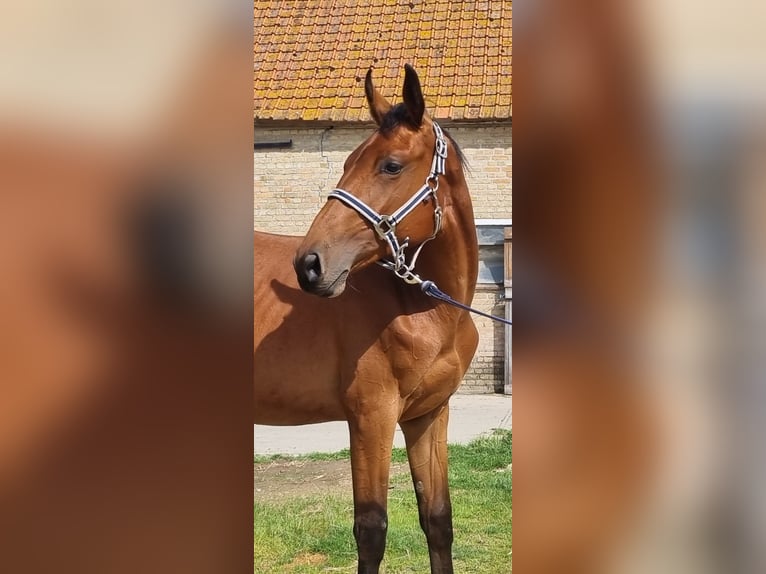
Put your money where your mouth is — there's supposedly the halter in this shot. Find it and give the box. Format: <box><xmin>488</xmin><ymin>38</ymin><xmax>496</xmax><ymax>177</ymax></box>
<box><xmin>326</xmin><ymin>121</ymin><xmax>513</xmax><ymax>326</ymax></box>
<box><xmin>327</xmin><ymin>121</ymin><xmax>447</xmax><ymax>285</ymax></box>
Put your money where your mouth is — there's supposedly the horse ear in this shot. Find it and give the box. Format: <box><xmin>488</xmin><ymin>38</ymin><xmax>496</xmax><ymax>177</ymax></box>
<box><xmin>365</xmin><ymin>68</ymin><xmax>391</xmax><ymax>126</ymax></box>
<box><xmin>402</xmin><ymin>64</ymin><xmax>425</xmax><ymax>127</ymax></box>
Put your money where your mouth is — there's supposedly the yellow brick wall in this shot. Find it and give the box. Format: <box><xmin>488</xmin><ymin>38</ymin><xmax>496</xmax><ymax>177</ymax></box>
<box><xmin>254</xmin><ymin>122</ymin><xmax>511</xmax><ymax>392</ymax></box>
<box><xmin>466</xmin><ymin>288</ymin><xmax>508</xmax><ymax>393</ymax></box>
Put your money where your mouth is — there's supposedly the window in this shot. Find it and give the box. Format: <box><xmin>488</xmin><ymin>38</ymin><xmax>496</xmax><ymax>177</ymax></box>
<box><xmin>476</xmin><ymin>219</ymin><xmax>511</xmax><ymax>285</ymax></box>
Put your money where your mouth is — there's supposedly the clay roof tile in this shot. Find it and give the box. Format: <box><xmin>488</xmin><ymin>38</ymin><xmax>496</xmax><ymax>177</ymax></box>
<box><xmin>254</xmin><ymin>0</ymin><xmax>511</xmax><ymax>122</ymax></box>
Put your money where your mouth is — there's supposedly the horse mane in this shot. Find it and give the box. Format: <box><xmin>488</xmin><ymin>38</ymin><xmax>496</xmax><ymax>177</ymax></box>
<box><xmin>377</xmin><ymin>104</ymin><xmax>470</xmax><ymax>172</ymax></box>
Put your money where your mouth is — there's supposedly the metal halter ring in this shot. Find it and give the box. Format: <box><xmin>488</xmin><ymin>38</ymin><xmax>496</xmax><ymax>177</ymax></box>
<box><xmin>374</xmin><ymin>216</ymin><xmax>396</xmax><ymax>237</ymax></box>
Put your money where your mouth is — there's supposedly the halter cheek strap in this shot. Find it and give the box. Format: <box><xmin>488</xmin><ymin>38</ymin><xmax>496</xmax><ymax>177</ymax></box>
<box><xmin>327</xmin><ymin>121</ymin><xmax>447</xmax><ymax>284</ymax></box>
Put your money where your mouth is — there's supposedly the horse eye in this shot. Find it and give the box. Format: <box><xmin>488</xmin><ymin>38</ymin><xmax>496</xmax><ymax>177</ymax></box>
<box><xmin>381</xmin><ymin>161</ymin><xmax>403</xmax><ymax>175</ymax></box>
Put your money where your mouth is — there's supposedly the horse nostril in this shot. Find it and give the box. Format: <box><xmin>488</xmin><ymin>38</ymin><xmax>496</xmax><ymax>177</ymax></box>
<box><xmin>304</xmin><ymin>252</ymin><xmax>322</xmax><ymax>281</ymax></box>
<box><xmin>296</xmin><ymin>251</ymin><xmax>323</xmax><ymax>291</ymax></box>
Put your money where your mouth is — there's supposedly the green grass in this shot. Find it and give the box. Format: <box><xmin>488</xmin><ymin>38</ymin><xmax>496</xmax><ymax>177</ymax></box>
<box><xmin>253</xmin><ymin>448</ymin><xmax>353</xmax><ymax>464</ymax></box>
<box><xmin>254</xmin><ymin>429</ymin><xmax>512</xmax><ymax>573</ymax></box>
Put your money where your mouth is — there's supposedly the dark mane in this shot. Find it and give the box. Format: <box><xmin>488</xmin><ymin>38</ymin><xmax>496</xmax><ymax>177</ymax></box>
<box><xmin>378</xmin><ymin>103</ymin><xmax>469</xmax><ymax>171</ymax></box>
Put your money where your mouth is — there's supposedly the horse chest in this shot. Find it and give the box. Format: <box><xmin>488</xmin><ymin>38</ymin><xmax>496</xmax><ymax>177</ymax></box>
<box><xmin>377</xmin><ymin>324</ymin><xmax>463</xmax><ymax>400</ymax></box>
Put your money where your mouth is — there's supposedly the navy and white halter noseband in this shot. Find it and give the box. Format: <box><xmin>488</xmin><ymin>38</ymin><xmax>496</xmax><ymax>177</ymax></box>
<box><xmin>327</xmin><ymin>121</ymin><xmax>447</xmax><ymax>285</ymax></box>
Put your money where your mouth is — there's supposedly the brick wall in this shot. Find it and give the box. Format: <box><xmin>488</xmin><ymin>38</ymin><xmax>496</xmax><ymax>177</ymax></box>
<box><xmin>254</xmin><ymin>122</ymin><xmax>511</xmax><ymax>392</ymax></box>
<box><xmin>468</xmin><ymin>288</ymin><xmax>508</xmax><ymax>393</ymax></box>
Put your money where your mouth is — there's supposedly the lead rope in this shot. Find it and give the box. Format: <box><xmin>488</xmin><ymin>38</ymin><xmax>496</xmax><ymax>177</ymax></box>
<box><xmin>327</xmin><ymin>122</ymin><xmax>512</xmax><ymax>326</ymax></box>
<box><xmin>420</xmin><ymin>280</ymin><xmax>513</xmax><ymax>326</ymax></box>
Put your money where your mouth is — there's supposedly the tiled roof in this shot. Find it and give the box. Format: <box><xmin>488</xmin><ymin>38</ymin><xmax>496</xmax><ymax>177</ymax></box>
<box><xmin>254</xmin><ymin>1</ymin><xmax>512</xmax><ymax>122</ymax></box>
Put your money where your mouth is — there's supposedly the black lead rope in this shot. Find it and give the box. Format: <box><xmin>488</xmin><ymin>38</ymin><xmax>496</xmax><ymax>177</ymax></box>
<box><xmin>420</xmin><ymin>280</ymin><xmax>513</xmax><ymax>326</ymax></box>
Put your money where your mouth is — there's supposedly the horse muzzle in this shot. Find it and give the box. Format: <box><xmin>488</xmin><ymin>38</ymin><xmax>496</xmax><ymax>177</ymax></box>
<box><xmin>294</xmin><ymin>250</ymin><xmax>349</xmax><ymax>297</ymax></box>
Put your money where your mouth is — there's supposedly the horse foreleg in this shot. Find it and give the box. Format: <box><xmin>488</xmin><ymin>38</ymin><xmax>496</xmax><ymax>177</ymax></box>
<box><xmin>399</xmin><ymin>402</ymin><xmax>454</xmax><ymax>574</ymax></box>
<box><xmin>347</xmin><ymin>408</ymin><xmax>398</xmax><ymax>574</ymax></box>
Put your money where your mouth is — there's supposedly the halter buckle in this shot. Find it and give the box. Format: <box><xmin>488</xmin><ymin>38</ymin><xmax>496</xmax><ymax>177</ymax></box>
<box><xmin>435</xmin><ymin>136</ymin><xmax>448</xmax><ymax>159</ymax></box>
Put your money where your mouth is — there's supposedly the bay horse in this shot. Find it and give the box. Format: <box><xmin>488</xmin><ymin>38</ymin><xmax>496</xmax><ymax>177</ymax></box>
<box><xmin>253</xmin><ymin>65</ymin><xmax>479</xmax><ymax>574</ymax></box>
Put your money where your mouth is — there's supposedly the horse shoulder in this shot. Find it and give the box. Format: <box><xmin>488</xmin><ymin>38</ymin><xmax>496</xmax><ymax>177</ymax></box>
<box><xmin>379</xmin><ymin>311</ymin><xmax>478</xmax><ymax>402</ymax></box>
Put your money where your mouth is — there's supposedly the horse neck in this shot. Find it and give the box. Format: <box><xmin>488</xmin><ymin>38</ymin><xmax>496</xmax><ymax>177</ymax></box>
<box><xmin>413</xmin><ymin>166</ymin><xmax>478</xmax><ymax>306</ymax></box>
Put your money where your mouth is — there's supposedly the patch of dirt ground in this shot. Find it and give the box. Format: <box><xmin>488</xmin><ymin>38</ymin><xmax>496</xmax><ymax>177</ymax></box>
<box><xmin>254</xmin><ymin>459</ymin><xmax>409</xmax><ymax>502</ymax></box>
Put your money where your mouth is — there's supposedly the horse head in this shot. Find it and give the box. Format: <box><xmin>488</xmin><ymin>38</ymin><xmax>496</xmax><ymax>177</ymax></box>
<box><xmin>294</xmin><ymin>65</ymin><xmax>449</xmax><ymax>297</ymax></box>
